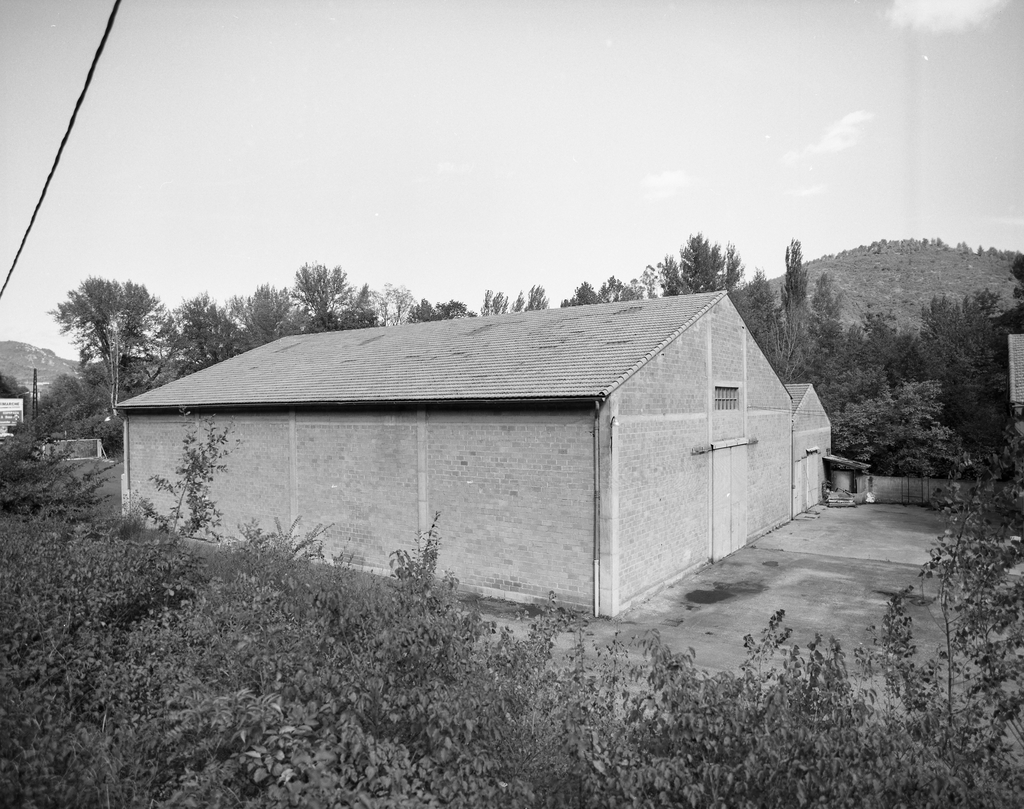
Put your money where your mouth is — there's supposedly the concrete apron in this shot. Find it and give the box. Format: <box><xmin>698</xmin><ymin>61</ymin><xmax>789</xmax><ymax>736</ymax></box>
<box><xmin>559</xmin><ymin>504</ymin><xmax>950</xmax><ymax>674</ymax></box>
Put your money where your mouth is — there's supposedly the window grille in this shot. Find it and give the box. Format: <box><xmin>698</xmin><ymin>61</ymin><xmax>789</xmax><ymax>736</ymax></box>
<box><xmin>714</xmin><ymin>386</ymin><xmax>739</xmax><ymax>410</ymax></box>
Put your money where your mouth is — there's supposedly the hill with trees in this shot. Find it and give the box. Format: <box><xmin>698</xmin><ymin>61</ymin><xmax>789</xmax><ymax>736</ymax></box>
<box><xmin>0</xmin><ymin>341</ymin><xmax>79</xmax><ymax>390</ymax></box>
<box><xmin>772</xmin><ymin>239</ymin><xmax>1019</xmax><ymax>331</ymax></box>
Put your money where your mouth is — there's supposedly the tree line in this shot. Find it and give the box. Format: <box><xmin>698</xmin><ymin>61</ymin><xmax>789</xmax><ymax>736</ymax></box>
<box><xmin>10</xmin><ymin>236</ymin><xmax>1022</xmax><ymax>472</ymax></box>
<box><xmin>6</xmin><ymin>266</ymin><xmax>551</xmax><ymax>451</ymax></box>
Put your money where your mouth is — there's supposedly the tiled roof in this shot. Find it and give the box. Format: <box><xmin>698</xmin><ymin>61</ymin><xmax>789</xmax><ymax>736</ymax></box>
<box><xmin>785</xmin><ymin>383</ymin><xmax>811</xmax><ymax>414</ymax></box>
<box><xmin>119</xmin><ymin>292</ymin><xmax>726</xmax><ymax>410</ymax></box>
<box><xmin>1009</xmin><ymin>335</ymin><xmax>1024</xmax><ymax>404</ymax></box>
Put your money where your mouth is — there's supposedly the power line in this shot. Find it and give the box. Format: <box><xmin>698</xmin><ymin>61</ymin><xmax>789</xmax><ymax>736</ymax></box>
<box><xmin>0</xmin><ymin>0</ymin><xmax>122</xmax><ymax>304</ymax></box>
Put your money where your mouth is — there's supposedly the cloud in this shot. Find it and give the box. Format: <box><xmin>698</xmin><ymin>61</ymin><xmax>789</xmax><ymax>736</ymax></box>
<box><xmin>437</xmin><ymin>162</ymin><xmax>473</xmax><ymax>175</ymax></box>
<box><xmin>993</xmin><ymin>215</ymin><xmax>1024</xmax><ymax>227</ymax></box>
<box><xmin>783</xmin><ymin>111</ymin><xmax>874</xmax><ymax>166</ymax></box>
<box><xmin>786</xmin><ymin>185</ymin><xmax>827</xmax><ymax>197</ymax></box>
<box><xmin>642</xmin><ymin>170</ymin><xmax>692</xmax><ymax>201</ymax></box>
<box><xmin>887</xmin><ymin>0</ymin><xmax>1008</xmax><ymax>32</ymax></box>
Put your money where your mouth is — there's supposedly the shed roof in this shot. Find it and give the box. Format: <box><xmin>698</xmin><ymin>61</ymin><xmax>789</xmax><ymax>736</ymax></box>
<box><xmin>1009</xmin><ymin>334</ymin><xmax>1024</xmax><ymax>405</ymax></box>
<box><xmin>785</xmin><ymin>383</ymin><xmax>811</xmax><ymax>414</ymax></box>
<box><xmin>119</xmin><ymin>291</ymin><xmax>726</xmax><ymax>410</ymax></box>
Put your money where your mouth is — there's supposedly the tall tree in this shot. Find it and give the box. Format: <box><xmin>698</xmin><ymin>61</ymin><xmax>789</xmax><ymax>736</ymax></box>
<box><xmin>781</xmin><ymin>239</ymin><xmax>807</xmax><ymax>314</ymax></box>
<box><xmin>0</xmin><ymin>372</ymin><xmax>26</xmax><ymax>398</ymax></box>
<box><xmin>654</xmin><ymin>233</ymin><xmax>744</xmax><ymax>296</ymax></box>
<box><xmin>995</xmin><ymin>252</ymin><xmax>1024</xmax><ymax>332</ymax></box>
<box><xmin>481</xmin><ymin>290</ymin><xmax>510</xmax><ymax>316</ymax></box>
<box><xmin>229</xmin><ymin>284</ymin><xmax>298</xmax><ymax>350</ymax></box>
<box><xmin>373</xmin><ymin>284</ymin><xmax>415</xmax><ymax>326</ymax></box>
<box><xmin>831</xmin><ymin>380</ymin><xmax>962</xmax><ymax>477</ymax></box>
<box><xmin>560</xmin><ymin>282</ymin><xmax>600</xmax><ymax>307</ymax></box>
<box><xmin>767</xmin><ymin>239</ymin><xmax>810</xmax><ymax>382</ymax></box>
<box><xmin>291</xmin><ymin>263</ymin><xmax>351</xmax><ymax>332</ymax></box>
<box><xmin>803</xmin><ymin>272</ymin><xmax>845</xmax><ymax>388</ymax></box>
<box><xmin>408</xmin><ymin>299</ymin><xmax>473</xmax><ymax>323</ymax></box>
<box><xmin>724</xmin><ymin>243</ymin><xmax>745</xmax><ymax>291</ymax></box>
<box><xmin>597</xmin><ymin>276</ymin><xmax>645</xmax><ymax>303</ymax></box>
<box><xmin>170</xmin><ymin>293</ymin><xmax>243</xmax><ymax>376</ymax></box>
<box><xmin>51</xmin><ymin>277</ymin><xmax>168</xmax><ymax>411</ymax></box>
<box><xmin>679</xmin><ymin>233</ymin><xmax>723</xmax><ymax>294</ymax></box>
<box><xmin>731</xmin><ymin>269</ymin><xmax>779</xmax><ymax>353</ymax></box>
<box><xmin>919</xmin><ymin>291</ymin><xmax>1006</xmax><ymax>457</ymax></box>
<box><xmin>526</xmin><ymin>285</ymin><xmax>549</xmax><ymax>310</ymax></box>
<box><xmin>511</xmin><ymin>291</ymin><xmax>526</xmax><ymax>313</ymax></box>
<box><xmin>639</xmin><ymin>266</ymin><xmax>660</xmax><ymax>299</ymax></box>
<box><xmin>336</xmin><ymin>283</ymin><xmax>378</xmax><ymax>330</ymax></box>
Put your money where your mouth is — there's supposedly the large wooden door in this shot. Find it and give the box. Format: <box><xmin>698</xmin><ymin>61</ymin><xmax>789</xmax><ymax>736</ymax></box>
<box><xmin>793</xmin><ymin>456</ymin><xmax>806</xmax><ymax>516</ymax></box>
<box><xmin>712</xmin><ymin>444</ymin><xmax>748</xmax><ymax>562</ymax></box>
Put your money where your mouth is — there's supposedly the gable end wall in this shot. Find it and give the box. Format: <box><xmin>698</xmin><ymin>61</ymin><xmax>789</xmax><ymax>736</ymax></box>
<box><xmin>611</xmin><ymin>299</ymin><xmax>791</xmax><ymax>608</ymax></box>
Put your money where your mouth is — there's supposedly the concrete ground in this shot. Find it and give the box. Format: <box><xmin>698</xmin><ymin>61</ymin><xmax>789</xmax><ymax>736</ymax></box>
<box><xmin>480</xmin><ymin>503</ymin><xmax>951</xmax><ymax>673</ymax></box>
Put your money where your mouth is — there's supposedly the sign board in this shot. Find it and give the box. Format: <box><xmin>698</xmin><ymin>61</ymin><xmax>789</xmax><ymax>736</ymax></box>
<box><xmin>0</xmin><ymin>398</ymin><xmax>24</xmax><ymax>436</ymax></box>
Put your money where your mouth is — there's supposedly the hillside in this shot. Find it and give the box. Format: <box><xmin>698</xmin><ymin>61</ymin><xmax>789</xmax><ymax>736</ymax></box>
<box><xmin>772</xmin><ymin>239</ymin><xmax>1019</xmax><ymax>331</ymax></box>
<box><xmin>0</xmin><ymin>341</ymin><xmax>80</xmax><ymax>391</ymax></box>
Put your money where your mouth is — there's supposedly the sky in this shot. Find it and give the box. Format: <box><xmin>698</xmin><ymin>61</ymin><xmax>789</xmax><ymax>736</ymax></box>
<box><xmin>1</xmin><ymin>0</ymin><xmax>1022</xmax><ymax>358</ymax></box>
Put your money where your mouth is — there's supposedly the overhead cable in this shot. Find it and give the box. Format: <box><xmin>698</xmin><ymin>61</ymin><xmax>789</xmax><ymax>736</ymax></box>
<box><xmin>0</xmin><ymin>0</ymin><xmax>122</xmax><ymax>303</ymax></box>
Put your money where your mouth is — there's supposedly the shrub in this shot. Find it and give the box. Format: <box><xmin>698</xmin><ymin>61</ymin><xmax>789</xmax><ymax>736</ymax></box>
<box><xmin>143</xmin><ymin>413</ymin><xmax>233</xmax><ymax>538</ymax></box>
<box><xmin>3</xmin><ymin>506</ymin><xmax>1022</xmax><ymax>808</ymax></box>
<box><xmin>0</xmin><ymin>432</ymin><xmax>100</xmax><ymax>518</ymax></box>
<box><xmin>866</xmin><ymin>425</ymin><xmax>1024</xmax><ymax>784</ymax></box>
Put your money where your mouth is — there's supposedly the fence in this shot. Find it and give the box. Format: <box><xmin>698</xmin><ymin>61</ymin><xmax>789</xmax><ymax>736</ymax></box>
<box><xmin>856</xmin><ymin>474</ymin><xmax>1019</xmax><ymax>506</ymax></box>
<box><xmin>43</xmin><ymin>439</ymin><xmax>106</xmax><ymax>460</ymax></box>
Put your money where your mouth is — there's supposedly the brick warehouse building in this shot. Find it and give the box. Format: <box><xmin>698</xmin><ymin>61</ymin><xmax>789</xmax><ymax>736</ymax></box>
<box><xmin>786</xmin><ymin>383</ymin><xmax>832</xmax><ymax>516</ymax></box>
<box><xmin>119</xmin><ymin>291</ymin><xmax>801</xmax><ymax>617</ymax></box>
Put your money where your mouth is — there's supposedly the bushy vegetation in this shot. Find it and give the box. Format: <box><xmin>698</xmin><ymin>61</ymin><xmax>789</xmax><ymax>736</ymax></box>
<box><xmin>3</xmin><ymin>356</ymin><xmax>1024</xmax><ymax>807</ymax></box>
<box><xmin>0</xmin><ymin>431</ymin><xmax>101</xmax><ymax>518</ymax></box>
<box><xmin>2</xmin><ymin>498</ymin><xmax>1023</xmax><ymax>806</ymax></box>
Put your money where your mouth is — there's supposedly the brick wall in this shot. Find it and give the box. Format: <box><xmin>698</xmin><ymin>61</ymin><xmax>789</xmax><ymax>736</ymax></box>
<box><xmin>613</xmin><ymin>319</ymin><xmax>710</xmax><ymax>606</ymax></box>
<box><xmin>611</xmin><ymin>300</ymin><xmax>792</xmax><ymax>609</ymax></box>
<box><xmin>126</xmin><ymin>412</ymin><xmax>291</xmax><ymax>538</ymax></box>
<box><xmin>426</xmin><ymin>408</ymin><xmax>594</xmax><ymax>606</ymax></box>
<box><xmin>293</xmin><ymin>411</ymin><xmax>419</xmax><ymax>569</ymax></box>
<box><xmin>792</xmin><ymin>386</ymin><xmax>832</xmax><ymax>513</ymax></box>
<box><xmin>743</xmin><ymin>318</ymin><xmax>795</xmax><ymax>536</ymax></box>
<box><xmin>127</xmin><ymin>404</ymin><xmax>595</xmax><ymax>608</ymax></box>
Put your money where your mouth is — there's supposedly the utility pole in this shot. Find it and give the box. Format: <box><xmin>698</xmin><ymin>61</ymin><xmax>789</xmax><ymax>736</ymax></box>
<box><xmin>32</xmin><ymin>369</ymin><xmax>38</xmax><ymax>420</ymax></box>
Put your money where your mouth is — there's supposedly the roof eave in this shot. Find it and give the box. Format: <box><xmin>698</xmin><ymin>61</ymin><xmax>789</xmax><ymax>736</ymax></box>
<box><xmin>118</xmin><ymin>393</ymin><xmax>607</xmax><ymax>414</ymax></box>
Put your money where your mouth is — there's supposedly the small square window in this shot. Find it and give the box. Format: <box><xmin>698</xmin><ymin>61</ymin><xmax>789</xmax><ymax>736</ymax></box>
<box><xmin>714</xmin><ymin>386</ymin><xmax>739</xmax><ymax>410</ymax></box>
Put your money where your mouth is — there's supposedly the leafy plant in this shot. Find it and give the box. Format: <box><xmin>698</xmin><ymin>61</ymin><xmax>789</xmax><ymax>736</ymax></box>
<box><xmin>0</xmin><ymin>431</ymin><xmax>101</xmax><ymax>518</ymax></box>
<box><xmin>4</xmin><ymin>502</ymin><xmax>1023</xmax><ymax>808</ymax></box>
<box><xmin>144</xmin><ymin>412</ymin><xmax>233</xmax><ymax>538</ymax></box>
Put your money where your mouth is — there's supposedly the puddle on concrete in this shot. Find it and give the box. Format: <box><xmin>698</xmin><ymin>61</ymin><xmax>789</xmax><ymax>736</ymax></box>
<box><xmin>686</xmin><ymin>588</ymin><xmax>734</xmax><ymax>604</ymax></box>
<box><xmin>762</xmin><ymin>560</ymin><xmax>779</xmax><ymax>567</ymax></box>
<box><xmin>685</xmin><ymin>580</ymin><xmax>767</xmax><ymax>605</ymax></box>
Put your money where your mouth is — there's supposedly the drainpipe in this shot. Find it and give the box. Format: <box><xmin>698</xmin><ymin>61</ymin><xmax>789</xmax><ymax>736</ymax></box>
<box><xmin>791</xmin><ymin>411</ymin><xmax>796</xmax><ymax>519</ymax></box>
<box><xmin>593</xmin><ymin>400</ymin><xmax>601</xmax><ymax>617</ymax></box>
<box><xmin>122</xmin><ymin>413</ymin><xmax>130</xmax><ymax>514</ymax></box>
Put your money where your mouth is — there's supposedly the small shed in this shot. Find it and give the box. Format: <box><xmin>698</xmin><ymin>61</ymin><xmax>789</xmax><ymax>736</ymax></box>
<box><xmin>786</xmin><ymin>383</ymin><xmax>832</xmax><ymax>515</ymax></box>
<box><xmin>120</xmin><ymin>292</ymin><xmax>794</xmax><ymax>616</ymax></box>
